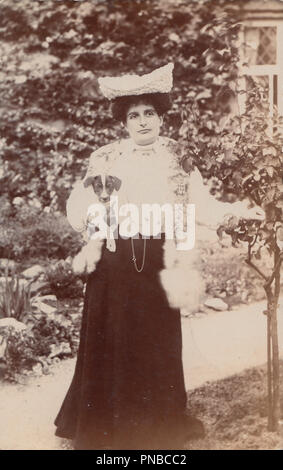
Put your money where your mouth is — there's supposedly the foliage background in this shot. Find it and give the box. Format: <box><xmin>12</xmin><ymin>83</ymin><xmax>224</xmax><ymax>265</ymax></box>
<box><xmin>0</xmin><ymin>0</ymin><xmax>245</xmax><ymax>215</ymax></box>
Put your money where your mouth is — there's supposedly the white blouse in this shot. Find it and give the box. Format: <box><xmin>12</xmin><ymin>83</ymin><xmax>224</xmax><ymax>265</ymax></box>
<box><xmin>66</xmin><ymin>137</ymin><xmax>253</xmax><ymax>241</ymax></box>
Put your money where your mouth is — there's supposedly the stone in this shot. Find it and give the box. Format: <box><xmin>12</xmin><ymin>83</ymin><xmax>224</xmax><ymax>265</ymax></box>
<box><xmin>204</xmin><ymin>297</ymin><xmax>228</xmax><ymax>311</ymax></box>
<box><xmin>21</xmin><ymin>265</ymin><xmax>45</xmax><ymax>279</ymax></box>
<box><xmin>37</xmin><ymin>295</ymin><xmax>57</xmax><ymax>302</ymax></box>
<box><xmin>49</xmin><ymin>342</ymin><xmax>72</xmax><ymax>359</ymax></box>
<box><xmin>0</xmin><ymin>317</ymin><xmax>27</xmax><ymax>331</ymax></box>
<box><xmin>29</xmin><ymin>281</ymin><xmax>51</xmax><ymax>296</ymax></box>
<box><xmin>32</xmin><ymin>300</ymin><xmax>57</xmax><ymax>315</ymax></box>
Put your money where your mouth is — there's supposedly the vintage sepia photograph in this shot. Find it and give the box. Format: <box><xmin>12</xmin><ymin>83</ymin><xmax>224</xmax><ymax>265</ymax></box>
<box><xmin>0</xmin><ymin>0</ymin><xmax>282</xmax><ymax>451</ymax></box>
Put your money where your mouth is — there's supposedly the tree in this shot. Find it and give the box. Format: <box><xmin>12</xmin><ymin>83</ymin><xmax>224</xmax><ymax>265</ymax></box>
<box><xmin>178</xmin><ymin>8</ymin><xmax>283</xmax><ymax>430</ymax></box>
<box><xmin>214</xmin><ymin>84</ymin><xmax>283</xmax><ymax>431</ymax></box>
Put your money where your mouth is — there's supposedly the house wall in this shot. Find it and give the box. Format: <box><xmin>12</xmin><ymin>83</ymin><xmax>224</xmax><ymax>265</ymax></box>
<box><xmin>242</xmin><ymin>0</ymin><xmax>283</xmax><ymax>18</ymax></box>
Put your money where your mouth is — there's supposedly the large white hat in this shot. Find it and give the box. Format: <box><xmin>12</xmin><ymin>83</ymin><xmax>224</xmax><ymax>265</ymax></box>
<box><xmin>98</xmin><ymin>62</ymin><xmax>174</xmax><ymax>100</ymax></box>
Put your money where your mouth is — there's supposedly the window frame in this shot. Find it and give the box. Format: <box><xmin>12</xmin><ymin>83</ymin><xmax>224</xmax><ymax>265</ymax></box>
<box><xmin>237</xmin><ymin>19</ymin><xmax>283</xmax><ymax>117</ymax></box>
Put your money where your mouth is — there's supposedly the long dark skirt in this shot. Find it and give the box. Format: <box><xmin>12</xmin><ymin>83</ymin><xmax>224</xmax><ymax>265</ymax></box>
<box><xmin>54</xmin><ymin>233</ymin><xmax>188</xmax><ymax>450</ymax></box>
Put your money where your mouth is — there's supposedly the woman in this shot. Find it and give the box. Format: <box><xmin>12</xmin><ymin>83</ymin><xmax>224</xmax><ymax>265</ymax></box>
<box><xmin>54</xmin><ymin>63</ymin><xmax>263</xmax><ymax>450</ymax></box>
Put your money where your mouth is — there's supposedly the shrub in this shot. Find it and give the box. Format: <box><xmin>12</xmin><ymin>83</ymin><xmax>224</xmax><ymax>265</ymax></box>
<box><xmin>45</xmin><ymin>259</ymin><xmax>84</xmax><ymax>299</ymax></box>
<box><xmin>200</xmin><ymin>243</ymin><xmax>265</xmax><ymax>303</ymax></box>
<box><xmin>2</xmin><ymin>311</ymin><xmax>81</xmax><ymax>382</ymax></box>
<box><xmin>0</xmin><ymin>205</ymin><xmax>83</xmax><ymax>261</ymax></box>
<box><xmin>17</xmin><ymin>214</ymin><xmax>82</xmax><ymax>260</ymax></box>
<box><xmin>0</xmin><ymin>268</ymin><xmax>32</xmax><ymax>321</ymax></box>
<box><xmin>3</xmin><ymin>328</ymin><xmax>41</xmax><ymax>381</ymax></box>
<box><xmin>31</xmin><ymin>314</ymin><xmax>81</xmax><ymax>356</ymax></box>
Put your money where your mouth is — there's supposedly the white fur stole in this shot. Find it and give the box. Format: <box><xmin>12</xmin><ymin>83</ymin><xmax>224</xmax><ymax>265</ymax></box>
<box><xmin>72</xmin><ymin>238</ymin><xmax>104</xmax><ymax>275</ymax></box>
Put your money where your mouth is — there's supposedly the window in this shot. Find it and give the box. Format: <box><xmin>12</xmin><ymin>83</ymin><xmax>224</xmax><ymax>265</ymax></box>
<box><xmin>244</xmin><ymin>26</ymin><xmax>277</xmax><ymax>65</ymax></box>
<box><xmin>239</xmin><ymin>20</ymin><xmax>283</xmax><ymax>117</ymax></box>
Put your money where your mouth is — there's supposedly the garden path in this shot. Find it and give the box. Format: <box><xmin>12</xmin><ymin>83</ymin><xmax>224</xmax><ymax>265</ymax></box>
<box><xmin>182</xmin><ymin>296</ymin><xmax>283</xmax><ymax>389</ymax></box>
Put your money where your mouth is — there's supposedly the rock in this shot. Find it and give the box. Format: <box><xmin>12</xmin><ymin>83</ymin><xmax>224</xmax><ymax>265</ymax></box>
<box><xmin>36</xmin><ymin>295</ymin><xmax>57</xmax><ymax>302</ymax></box>
<box><xmin>0</xmin><ymin>259</ymin><xmax>17</xmax><ymax>273</ymax></box>
<box><xmin>204</xmin><ymin>298</ymin><xmax>228</xmax><ymax>311</ymax></box>
<box><xmin>181</xmin><ymin>307</ymin><xmax>201</xmax><ymax>317</ymax></box>
<box><xmin>32</xmin><ymin>300</ymin><xmax>57</xmax><ymax>315</ymax></box>
<box><xmin>0</xmin><ymin>317</ymin><xmax>27</xmax><ymax>331</ymax></box>
<box><xmin>29</xmin><ymin>281</ymin><xmax>51</xmax><ymax>296</ymax></box>
<box><xmin>49</xmin><ymin>342</ymin><xmax>72</xmax><ymax>359</ymax></box>
<box><xmin>21</xmin><ymin>265</ymin><xmax>45</xmax><ymax>279</ymax></box>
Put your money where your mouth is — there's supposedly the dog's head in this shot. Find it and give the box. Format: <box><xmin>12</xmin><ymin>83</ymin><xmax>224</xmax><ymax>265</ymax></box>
<box><xmin>84</xmin><ymin>175</ymin><xmax>122</xmax><ymax>203</ymax></box>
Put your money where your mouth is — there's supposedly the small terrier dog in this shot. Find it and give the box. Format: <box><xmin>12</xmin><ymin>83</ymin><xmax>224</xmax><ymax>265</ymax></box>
<box><xmin>84</xmin><ymin>174</ymin><xmax>122</xmax><ymax>203</ymax></box>
<box><xmin>72</xmin><ymin>173</ymin><xmax>122</xmax><ymax>274</ymax></box>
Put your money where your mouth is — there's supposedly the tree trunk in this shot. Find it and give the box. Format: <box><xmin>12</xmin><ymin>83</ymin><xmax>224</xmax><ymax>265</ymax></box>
<box><xmin>267</xmin><ymin>310</ymin><xmax>273</xmax><ymax>430</ymax></box>
<box><xmin>265</xmin><ymin>250</ymin><xmax>281</xmax><ymax>432</ymax></box>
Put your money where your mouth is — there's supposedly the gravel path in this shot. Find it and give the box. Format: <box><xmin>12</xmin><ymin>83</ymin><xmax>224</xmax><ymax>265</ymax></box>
<box><xmin>0</xmin><ymin>297</ymin><xmax>282</xmax><ymax>450</ymax></box>
<box><xmin>0</xmin><ymin>358</ymin><xmax>75</xmax><ymax>450</ymax></box>
<box><xmin>182</xmin><ymin>297</ymin><xmax>283</xmax><ymax>389</ymax></box>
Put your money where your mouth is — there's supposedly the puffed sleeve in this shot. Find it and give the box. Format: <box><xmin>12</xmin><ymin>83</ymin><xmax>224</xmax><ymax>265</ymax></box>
<box><xmin>66</xmin><ymin>148</ymin><xmax>105</xmax><ymax>232</ymax></box>
<box><xmin>83</xmin><ymin>142</ymin><xmax>116</xmax><ymax>184</ymax></box>
<box><xmin>66</xmin><ymin>143</ymin><xmax>119</xmax><ymax>232</ymax></box>
<box><xmin>189</xmin><ymin>167</ymin><xmax>251</xmax><ymax>228</ymax></box>
<box><xmin>66</xmin><ymin>180</ymin><xmax>98</xmax><ymax>233</ymax></box>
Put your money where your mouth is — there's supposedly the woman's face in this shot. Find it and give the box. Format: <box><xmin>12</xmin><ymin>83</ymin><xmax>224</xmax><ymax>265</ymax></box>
<box><xmin>124</xmin><ymin>102</ymin><xmax>163</xmax><ymax>145</ymax></box>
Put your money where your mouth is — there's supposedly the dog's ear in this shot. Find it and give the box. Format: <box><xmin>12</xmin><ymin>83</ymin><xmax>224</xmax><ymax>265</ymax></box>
<box><xmin>84</xmin><ymin>176</ymin><xmax>94</xmax><ymax>188</ymax></box>
<box><xmin>84</xmin><ymin>176</ymin><xmax>102</xmax><ymax>188</ymax></box>
<box><xmin>112</xmin><ymin>177</ymin><xmax>122</xmax><ymax>191</ymax></box>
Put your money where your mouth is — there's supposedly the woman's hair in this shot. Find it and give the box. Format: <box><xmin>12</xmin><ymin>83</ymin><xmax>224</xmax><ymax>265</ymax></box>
<box><xmin>111</xmin><ymin>93</ymin><xmax>171</xmax><ymax>122</ymax></box>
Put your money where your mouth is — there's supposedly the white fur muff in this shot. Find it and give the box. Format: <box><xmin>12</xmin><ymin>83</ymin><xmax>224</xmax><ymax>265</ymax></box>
<box><xmin>159</xmin><ymin>239</ymin><xmax>205</xmax><ymax>313</ymax></box>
